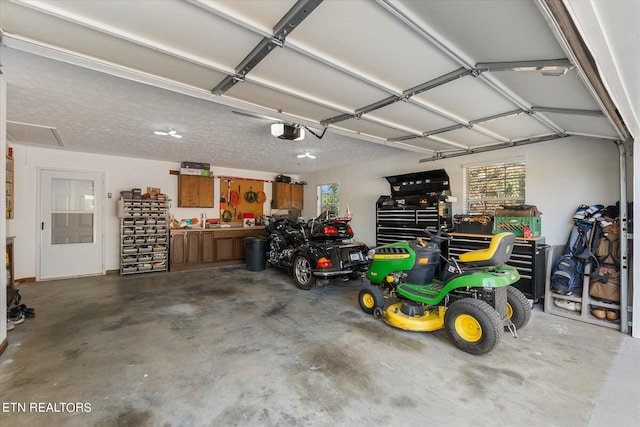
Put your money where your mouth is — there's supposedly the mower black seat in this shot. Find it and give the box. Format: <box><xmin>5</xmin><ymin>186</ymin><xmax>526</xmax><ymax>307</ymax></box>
<box><xmin>458</xmin><ymin>232</ymin><xmax>516</xmax><ymax>267</ymax></box>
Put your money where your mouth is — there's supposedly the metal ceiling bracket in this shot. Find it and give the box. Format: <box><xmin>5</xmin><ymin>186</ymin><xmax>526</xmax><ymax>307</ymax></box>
<box><xmin>270</xmin><ymin>37</ymin><xmax>285</xmax><ymax>48</ymax></box>
<box><xmin>475</xmin><ymin>59</ymin><xmax>573</xmax><ymax>73</ymax></box>
<box><xmin>212</xmin><ymin>75</ymin><xmax>238</xmax><ymax>96</ymax></box>
<box><xmin>272</xmin><ymin>0</ymin><xmax>324</xmax><ymax>39</ymax></box>
<box><xmin>211</xmin><ymin>0</ymin><xmax>323</xmax><ymax>96</ymax></box>
<box><xmin>531</xmin><ymin>106</ymin><xmax>604</xmax><ymax>117</ymax></box>
<box><xmin>320</xmin><ymin>113</ymin><xmax>353</xmax><ymax>126</ymax></box>
<box><xmin>388</xmin><ymin>134</ymin><xmax>422</xmax><ymax>143</ymax></box>
<box><xmin>355</xmin><ymin>95</ymin><xmax>403</xmax><ymax>116</ymax></box>
<box><xmin>423</xmin><ymin>124</ymin><xmax>465</xmax><ymax>137</ymax></box>
<box><xmin>403</xmin><ymin>68</ymin><xmax>471</xmax><ymax>98</ymax></box>
<box><xmin>418</xmin><ymin>132</ymin><xmax>566</xmax><ymax>163</ymax></box>
<box><xmin>322</xmin><ymin>68</ymin><xmax>471</xmax><ymax>126</ymax></box>
<box><xmin>468</xmin><ymin>109</ymin><xmax>525</xmax><ymax>125</ymax></box>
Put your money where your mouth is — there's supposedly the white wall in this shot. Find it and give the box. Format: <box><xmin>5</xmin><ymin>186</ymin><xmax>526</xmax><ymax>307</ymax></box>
<box><xmin>8</xmin><ymin>144</ymin><xmax>297</xmax><ymax>281</ymax></box>
<box><xmin>299</xmin><ymin>136</ymin><xmax>621</xmax><ymax>248</ymax></box>
<box><xmin>1</xmin><ymin>77</ymin><xmax>7</xmax><ymax>345</ymax></box>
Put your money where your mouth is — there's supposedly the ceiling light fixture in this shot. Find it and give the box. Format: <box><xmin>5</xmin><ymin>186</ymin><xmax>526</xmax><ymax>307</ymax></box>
<box><xmin>297</xmin><ymin>152</ymin><xmax>316</xmax><ymax>159</ymax></box>
<box><xmin>271</xmin><ymin>123</ymin><xmax>305</xmax><ymax>141</ymax></box>
<box><xmin>154</xmin><ymin>129</ymin><xmax>183</xmax><ymax>139</ymax></box>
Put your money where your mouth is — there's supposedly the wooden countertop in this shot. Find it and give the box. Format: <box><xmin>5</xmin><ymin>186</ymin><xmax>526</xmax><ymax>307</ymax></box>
<box><xmin>170</xmin><ymin>227</ymin><xmax>267</xmax><ymax>236</ymax></box>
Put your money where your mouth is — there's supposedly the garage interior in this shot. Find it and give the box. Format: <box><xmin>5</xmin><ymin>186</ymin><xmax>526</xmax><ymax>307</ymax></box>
<box><xmin>0</xmin><ymin>0</ymin><xmax>639</xmax><ymax>426</ymax></box>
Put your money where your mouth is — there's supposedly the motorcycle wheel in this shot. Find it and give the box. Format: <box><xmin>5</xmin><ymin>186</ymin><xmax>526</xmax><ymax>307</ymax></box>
<box><xmin>444</xmin><ymin>298</ymin><xmax>503</xmax><ymax>355</ymax></box>
<box><xmin>358</xmin><ymin>286</ymin><xmax>385</xmax><ymax>315</ymax></box>
<box><xmin>292</xmin><ymin>255</ymin><xmax>315</xmax><ymax>290</ymax></box>
<box><xmin>506</xmin><ymin>286</ymin><xmax>531</xmax><ymax>330</ymax></box>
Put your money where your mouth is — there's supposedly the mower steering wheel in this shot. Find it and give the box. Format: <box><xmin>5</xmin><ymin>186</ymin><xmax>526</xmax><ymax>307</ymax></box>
<box><xmin>424</xmin><ymin>228</ymin><xmax>453</xmax><ymax>244</ymax></box>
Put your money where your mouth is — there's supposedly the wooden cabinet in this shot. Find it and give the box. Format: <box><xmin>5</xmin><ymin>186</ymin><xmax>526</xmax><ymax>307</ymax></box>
<box><xmin>272</xmin><ymin>182</ymin><xmax>304</xmax><ymax>209</ymax></box>
<box><xmin>170</xmin><ymin>230</ymin><xmax>213</xmax><ymax>267</ymax></box>
<box><xmin>214</xmin><ymin>233</ymin><xmax>247</xmax><ymax>261</ymax></box>
<box><xmin>170</xmin><ymin>228</ymin><xmax>266</xmax><ymax>271</ymax></box>
<box><xmin>170</xmin><ymin>231</ymin><xmax>186</xmax><ymax>266</ymax></box>
<box><xmin>178</xmin><ymin>175</ymin><xmax>214</xmax><ymax>207</ymax></box>
<box><xmin>184</xmin><ymin>231</ymin><xmax>202</xmax><ymax>264</ymax></box>
<box><xmin>201</xmin><ymin>230</ymin><xmax>216</xmax><ymax>263</ymax></box>
<box><xmin>215</xmin><ymin>237</ymin><xmax>235</xmax><ymax>261</ymax></box>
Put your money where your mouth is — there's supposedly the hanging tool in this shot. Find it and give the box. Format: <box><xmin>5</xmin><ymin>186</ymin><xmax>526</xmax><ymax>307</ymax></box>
<box><xmin>244</xmin><ymin>186</ymin><xmax>257</xmax><ymax>203</ymax></box>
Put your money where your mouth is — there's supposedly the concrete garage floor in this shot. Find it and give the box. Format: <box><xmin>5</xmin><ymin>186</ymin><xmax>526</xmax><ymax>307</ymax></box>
<box><xmin>1</xmin><ymin>266</ymin><xmax>638</xmax><ymax>427</ymax></box>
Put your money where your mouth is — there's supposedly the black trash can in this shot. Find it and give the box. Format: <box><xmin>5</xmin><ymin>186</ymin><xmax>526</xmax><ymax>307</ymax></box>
<box><xmin>244</xmin><ymin>237</ymin><xmax>267</xmax><ymax>271</ymax></box>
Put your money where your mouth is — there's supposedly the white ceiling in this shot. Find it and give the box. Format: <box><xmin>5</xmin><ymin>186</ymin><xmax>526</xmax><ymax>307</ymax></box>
<box><xmin>0</xmin><ymin>0</ymin><xmax>636</xmax><ymax>175</ymax></box>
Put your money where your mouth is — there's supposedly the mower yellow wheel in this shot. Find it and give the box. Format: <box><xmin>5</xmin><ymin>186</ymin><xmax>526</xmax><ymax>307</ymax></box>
<box><xmin>358</xmin><ymin>286</ymin><xmax>385</xmax><ymax>315</ymax></box>
<box><xmin>506</xmin><ymin>286</ymin><xmax>532</xmax><ymax>330</ymax></box>
<box><xmin>361</xmin><ymin>293</ymin><xmax>376</xmax><ymax>310</ymax></box>
<box><xmin>506</xmin><ymin>303</ymin><xmax>514</xmax><ymax>320</ymax></box>
<box><xmin>454</xmin><ymin>314</ymin><xmax>483</xmax><ymax>343</ymax></box>
<box><xmin>445</xmin><ymin>298</ymin><xmax>503</xmax><ymax>355</ymax></box>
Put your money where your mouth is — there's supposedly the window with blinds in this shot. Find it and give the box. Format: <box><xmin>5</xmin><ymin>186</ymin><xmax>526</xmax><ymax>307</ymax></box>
<box><xmin>464</xmin><ymin>160</ymin><xmax>526</xmax><ymax>214</ymax></box>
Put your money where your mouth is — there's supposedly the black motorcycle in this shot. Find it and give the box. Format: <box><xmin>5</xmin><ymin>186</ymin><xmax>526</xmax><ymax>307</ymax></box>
<box><xmin>265</xmin><ymin>213</ymin><xmax>369</xmax><ymax>290</ymax></box>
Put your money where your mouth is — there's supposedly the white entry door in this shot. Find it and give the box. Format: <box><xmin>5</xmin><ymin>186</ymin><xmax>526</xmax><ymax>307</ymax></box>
<box><xmin>39</xmin><ymin>169</ymin><xmax>104</xmax><ymax>280</ymax></box>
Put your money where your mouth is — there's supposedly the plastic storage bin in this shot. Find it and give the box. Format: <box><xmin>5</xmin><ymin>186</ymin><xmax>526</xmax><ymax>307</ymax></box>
<box><xmin>493</xmin><ymin>216</ymin><xmax>542</xmax><ymax>237</ymax></box>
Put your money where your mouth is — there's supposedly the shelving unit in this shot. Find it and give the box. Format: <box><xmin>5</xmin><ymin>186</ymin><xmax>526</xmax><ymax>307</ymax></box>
<box><xmin>544</xmin><ymin>245</ymin><xmax>622</xmax><ymax>330</ymax></box>
<box><xmin>119</xmin><ymin>199</ymin><xmax>169</xmax><ymax>275</ymax></box>
<box><xmin>6</xmin><ymin>154</ymin><xmax>13</xmax><ymax>219</ymax></box>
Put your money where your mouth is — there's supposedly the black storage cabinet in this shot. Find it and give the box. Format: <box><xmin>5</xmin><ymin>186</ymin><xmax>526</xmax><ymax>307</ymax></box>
<box><xmin>447</xmin><ymin>233</ymin><xmax>547</xmax><ymax>301</ymax></box>
<box><xmin>376</xmin><ymin>169</ymin><xmax>452</xmax><ymax>246</ymax></box>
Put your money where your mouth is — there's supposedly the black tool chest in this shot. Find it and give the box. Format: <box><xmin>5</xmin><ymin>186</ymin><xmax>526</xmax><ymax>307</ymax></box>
<box><xmin>375</xmin><ymin>169</ymin><xmax>453</xmax><ymax>246</ymax></box>
<box><xmin>376</xmin><ymin>205</ymin><xmax>450</xmax><ymax>245</ymax></box>
<box><xmin>448</xmin><ymin>233</ymin><xmax>547</xmax><ymax>301</ymax></box>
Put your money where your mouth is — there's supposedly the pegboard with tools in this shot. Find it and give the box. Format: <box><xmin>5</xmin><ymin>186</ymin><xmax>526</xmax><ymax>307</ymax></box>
<box><xmin>220</xmin><ymin>179</ymin><xmax>266</xmax><ymax>223</ymax></box>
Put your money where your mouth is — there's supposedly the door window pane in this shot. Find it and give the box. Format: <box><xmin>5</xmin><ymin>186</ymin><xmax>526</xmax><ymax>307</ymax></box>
<box><xmin>51</xmin><ymin>213</ymin><xmax>94</xmax><ymax>244</ymax></box>
<box><xmin>50</xmin><ymin>178</ymin><xmax>95</xmax><ymax>244</ymax></box>
<box><xmin>52</xmin><ymin>178</ymin><xmax>95</xmax><ymax>211</ymax></box>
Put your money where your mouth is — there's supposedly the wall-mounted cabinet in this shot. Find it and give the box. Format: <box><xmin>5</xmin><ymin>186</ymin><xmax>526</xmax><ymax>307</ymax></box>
<box><xmin>178</xmin><ymin>175</ymin><xmax>214</xmax><ymax>207</ymax></box>
<box><xmin>272</xmin><ymin>182</ymin><xmax>303</xmax><ymax>209</ymax></box>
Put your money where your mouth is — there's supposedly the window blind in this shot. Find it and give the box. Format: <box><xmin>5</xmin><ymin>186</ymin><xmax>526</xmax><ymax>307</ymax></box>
<box><xmin>465</xmin><ymin>161</ymin><xmax>526</xmax><ymax>214</ymax></box>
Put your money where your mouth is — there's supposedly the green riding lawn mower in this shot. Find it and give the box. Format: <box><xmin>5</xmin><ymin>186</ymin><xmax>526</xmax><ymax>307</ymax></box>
<box><xmin>358</xmin><ymin>229</ymin><xmax>531</xmax><ymax>355</ymax></box>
